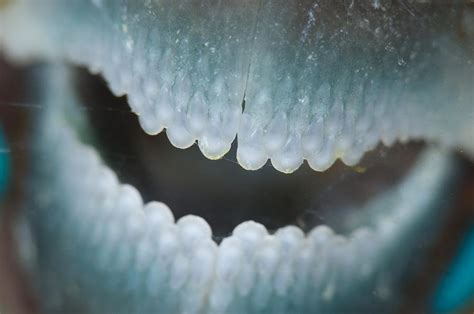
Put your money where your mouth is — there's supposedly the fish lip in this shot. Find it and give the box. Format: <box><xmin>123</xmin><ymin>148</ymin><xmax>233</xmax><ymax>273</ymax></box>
<box><xmin>20</xmin><ymin>66</ymin><xmax>459</xmax><ymax>312</ymax></box>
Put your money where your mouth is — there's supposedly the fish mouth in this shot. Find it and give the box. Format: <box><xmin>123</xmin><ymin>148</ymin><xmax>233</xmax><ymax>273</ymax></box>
<box><xmin>22</xmin><ymin>65</ymin><xmax>457</xmax><ymax>313</ymax></box>
<box><xmin>0</xmin><ymin>0</ymin><xmax>472</xmax><ymax>313</ymax></box>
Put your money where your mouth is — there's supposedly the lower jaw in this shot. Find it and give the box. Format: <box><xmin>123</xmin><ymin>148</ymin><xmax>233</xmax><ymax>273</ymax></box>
<box><xmin>21</xmin><ymin>67</ymin><xmax>459</xmax><ymax>313</ymax></box>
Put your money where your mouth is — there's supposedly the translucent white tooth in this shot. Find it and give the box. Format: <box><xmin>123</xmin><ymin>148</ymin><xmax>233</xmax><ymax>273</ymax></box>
<box><xmin>341</xmin><ymin>147</ymin><xmax>364</xmax><ymax>167</ymax></box>
<box><xmin>274</xmin><ymin>226</ymin><xmax>305</xmax><ymax>250</ymax></box>
<box><xmin>292</xmin><ymin>245</ymin><xmax>313</xmax><ymax>307</ymax></box>
<box><xmin>350</xmin><ymin>228</ymin><xmax>375</xmax><ymax>278</ymax></box>
<box><xmin>329</xmin><ymin>236</ymin><xmax>353</xmax><ymax>295</ymax></box>
<box><xmin>128</xmin><ymin>91</ymin><xmax>146</xmax><ymax>114</ymax></box>
<box><xmin>270</xmin><ymin>135</ymin><xmax>304</xmax><ymax>174</ymax></box>
<box><xmin>307</xmin><ymin>146</ymin><xmax>336</xmax><ymax>172</ymax></box>
<box><xmin>198</xmin><ymin>131</ymin><xmax>232</xmax><ymax>160</ymax></box>
<box><xmin>232</xmin><ymin>221</ymin><xmax>268</xmax><ymax>253</ymax></box>
<box><xmin>256</xmin><ymin>237</ymin><xmax>280</xmax><ymax>280</ymax></box>
<box><xmin>125</xmin><ymin>212</ymin><xmax>144</xmax><ymax>240</ymax></box>
<box><xmin>221</xmin><ymin>105</ymin><xmax>242</xmax><ymax>142</ymax></box>
<box><xmin>236</xmin><ymin>261</ymin><xmax>256</xmax><ymax>297</ymax></box>
<box><xmin>144</xmin><ymin>201</ymin><xmax>175</xmax><ymax>228</ymax></box>
<box><xmin>115</xmin><ymin>184</ymin><xmax>143</xmax><ymax>214</ymax></box>
<box><xmin>135</xmin><ymin>237</ymin><xmax>154</xmax><ymax>272</ymax></box>
<box><xmin>157</xmin><ymin>227</ymin><xmax>179</xmax><ymax>263</ymax></box>
<box><xmin>307</xmin><ymin>226</ymin><xmax>334</xmax><ymax>287</ymax></box>
<box><xmin>302</xmin><ymin>118</ymin><xmax>324</xmax><ymax>158</ymax></box>
<box><xmin>216</xmin><ymin>237</ymin><xmax>244</xmax><ymax>282</ymax></box>
<box><xmin>95</xmin><ymin>167</ymin><xmax>119</xmax><ymax>195</ymax></box>
<box><xmin>237</xmin><ymin>112</ymin><xmax>268</xmax><ymax>170</ymax></box>
<box><xmin>177</xmin><ymin>215</ymin><xmax>212</xmax><ymax>251</ymax></box>
<box><xmin>166</xmin><ymin>111</ymin><xmax>195</xmax><ymax>149</ymax></box>
<box><xmin>143</xmin><ymin>79</ymin><xmax>160</xmax><ymax>102</ymax></box>
<box><xmin>186</xmin><ymin>91</ymin><xmax>208</xmax><ymax>138</ymax></box>
<box><xmin>263</xmin><ymin>112</ymin><xmax>288</xmax><ymax>154</ymax></box>
<box><xmin>154</xmin><ymin>85</ymin><xmax>175</xmax><ymax>127</ymax></box>
<box><xmin>169</xmin><ymin>253</ymin><xmax>189</xmax><ymax>291</ymax></box>
<box><xmin>138</xmin><ymin>111</ymin><xmax>163</xmax><ymax>136</ymax></box>
<box><xmin>274</xmin><ymin>226</ymin><xmax>304</xmax><ymax>295</ymax></box>
<box><xmin>118</xmin><ymin>70</ymin><xmax>133</xmax><ymax>95</ymax></box>
<box><xmin>308</xmin><ymin>225</ymin><xmax>335</xmax><ymax>246</ymax></box>
<box><xmin>209</xmin><ymin>281</ymin><xmax>234</xmax><ymax>312</ymax></box>
<box><xmin>274</xmin><ymin>261</ymin><xmax>293</xmax><ymax>297</ymax></box>
<box><xmin>236</xmin><ymin>141</ymin><xmax>268</xmax><ymax>171</ymax></box>
<box><xmin>188</xmin><ymin>239</ymin><xmax>217</xmax><ymax>287</ymax></box>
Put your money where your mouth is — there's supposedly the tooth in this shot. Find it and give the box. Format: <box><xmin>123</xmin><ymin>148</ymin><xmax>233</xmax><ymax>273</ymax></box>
<box><xmin>157</xmin><ymin>226</ymin><xmax>180</xmax><ymax>264</ymax></box>
<box><xmin>263</xmin><ymin>112</ymin><xmax>288</xmax><ymax>155</ymax></box>
<box><xmin>306</xmin><ymin>226</ymin><xmax>335</xmax><ymax>295</ymax></box>
<box><xmin>258</xmin><ymin>237</ymin><xmax>281</xmax><ymax>279</ymax></box>
<box><xmin>169</xmin><ymin>253</ymin><xmax>189</xmax><ymax>291</ymax></box>
<box><xmin>186</xmin><ymin>91</ymin><xmax>208</xmax><ymax>138</ymax></box>
<box><xmin>273</xmin><ymin>226</ymin><xmax>305</xmax><ymax>296</ymax></box>
<box><xmin>138</xmin><ymin>111</ymin><xmax>163</xmax><ymax>136</ymax></box>
<box><xmin>165</xmin><ymin>111</ymin><xmax>195</xmax><ymax>149</ymax></box>
<box><xmin>232</xmin><ymin>221</ymin><xmax>268</xmax><ymax>250</ymax></box>
<box><xmin>177</xmin><ymin>215</ymin><xmax>213</xmax><ymax>252</ymax></box>
<box><xmin>188</xmin><ymin>239</ymin><xmax>217</xmax><ymax>287</ymax></box>
<box><xmin>270</xmin><ymin>135</ymin><xmax>304</xmax><ymax>174</ymax></box>
<box><xmin>209</xmin><ymin>280</ymin><xmax>235</xmax><ymax>312</ymax></box>
<box><xmin>207</xmin><ymin>237</ymin><xmax>243</xmax><ymax>312</ymax></box>
<box><xmin>350</xmin><ymin>228</ymin><xmax>376</xmax><ymax>278</ymax></box>
<box><xmin>114</xmin><ymin>184</ymin><xmax>143</xmax><ymax>216</ymax></box>
<box><xmin>135</xmin><ymin>237</ymin><xmax>154</xmax><ymax>273</ymax></box>
<box><xmin>237</xmin><ymin>113</ymin><xmax>268</xmax><ymax>170</ymax></box>
<box><xmin>215</xmin><ymin>237</ymin><xmax>243</xmax><ymax>282</ymax></box>
<box><xmin>144</xmin><ymin>201</ymin><xmax>175</xmax><ymax>227</ymax></box>
<box><xmin>153</xmin><ymin>85</ymin><xmax>175</xmax><ymax>128</ymax></box>
<box><xmin>307</xmin><ymin>145</ymin><xmax>336</xmax><ymax>172</ymax></box>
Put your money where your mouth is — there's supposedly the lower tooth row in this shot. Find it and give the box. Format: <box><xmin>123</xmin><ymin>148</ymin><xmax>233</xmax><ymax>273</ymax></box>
<box><xmin>26</xmin><ymin>90</ymin><xmax>454</xmax><ymax>313</ymax></box>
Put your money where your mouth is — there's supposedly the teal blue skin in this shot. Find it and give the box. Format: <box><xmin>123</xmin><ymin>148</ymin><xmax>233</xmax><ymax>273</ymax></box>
<box><xmin>0</xmin><ymin>126</ymin><xmax>8</xmax><ymax>198</ymax></box>
<box><xmin>432</xmin><ymin>225</ymin><xmax>474</xmax><ymax>313</ymax></box>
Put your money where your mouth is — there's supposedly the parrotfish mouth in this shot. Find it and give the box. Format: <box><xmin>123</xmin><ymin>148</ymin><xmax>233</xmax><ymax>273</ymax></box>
<box><xmin>0</xmin><ymin>0</ymin><xmax>473</xmax><ymax>313</ymax></box>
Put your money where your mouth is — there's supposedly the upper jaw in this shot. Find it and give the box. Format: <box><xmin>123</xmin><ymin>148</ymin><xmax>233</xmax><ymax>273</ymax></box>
<box><xmin>0</xmin><ymin>0</ymin><xmax>473</xmax><ymax>174</ymax></box>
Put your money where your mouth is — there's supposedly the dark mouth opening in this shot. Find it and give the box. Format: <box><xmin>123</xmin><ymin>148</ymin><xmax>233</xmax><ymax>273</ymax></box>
<box><xmin>74</xmin><ymin>67</ymin><xmax>424</xmax><ymax>238</ymax></box>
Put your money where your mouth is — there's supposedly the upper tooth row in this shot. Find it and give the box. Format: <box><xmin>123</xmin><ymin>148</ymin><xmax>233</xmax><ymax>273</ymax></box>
<box><xmin>2</xmin><ymin>0</ymin><xmax>469</xmax><ymax>173</ymax></box>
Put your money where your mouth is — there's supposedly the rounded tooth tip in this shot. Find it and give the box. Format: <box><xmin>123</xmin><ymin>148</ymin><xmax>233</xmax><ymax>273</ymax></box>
<box><xmin>144</xmin><ymin>201</ymin><xmax>175</xmax><ymax>226</ymax></box>
<box><xmin>308</xmin><ymin>225</ymin><xmax>335</xmax><ymax>244</ymax></box>
<box><xmin>340</xmin><ymin>149</ymin><xmax>364</xmax><ymax>167</ymax></box>
<box><xmin>275</xmin><ymin>225</ymin><xmax>305</xmax><ymax>248</ymax></box>
<box><xmin>116</xmin><ymin>184</ymin><xmax>144</xmax><ymax>210</ymax></box>
<box><xmin>138</xmin><ymin>113</ymin><xmax>163</xmax><ymax>135</ymax></box>
<box><xmin>256</xmin><ymin>238</ymin><xmax>281</xmax><ymax>278</ymax></box>
<box><xmin>169</xmin><ymin>254</ymin><xmax>190</xmax><ymax>291</ymax></box>
<box><xmin>166</xmin><ymin>125</ymin><xmax>195</xmax><ymax>149</ymax></box>
<box><xmin>270</xmin><ymin>152</ymin><xmax>303</xmax><ymax>174</ymax></box>
<box><xmin>236</xmin><ymin>143</ymin><xmax>268</xmax><ymax>171</ymax></box>
<box><xmin>198</xmin><ymin>133</ymin><xmax>232</xmax><ymax>160</ymax></box>
<box><xmin>232</xmin><ymin>221</ymin><xmax>269</xmax><ymax>252</ymax></box>
<box><xmin>307</xmin><ymin>152</ymin><xmax>336</xmax><ymax>172</ymax></box>
<box><xmin>177</xmin><ymin>215</ymin><xmax>213</xmax><ymax>245</ymax></box>
<box><xmin>157</xmin><ymin>228</ymin><xmax>180</xmax><ymax>260</ymax></box>
<box><xmin>216</xmin><ymin>237</ymin><xmax>244</xmax><ymax>281</ymax></box>
<box><xmin>95</xmin><ymin>166</ymin><xmax>119</xmax><ymax>191</ymax></box>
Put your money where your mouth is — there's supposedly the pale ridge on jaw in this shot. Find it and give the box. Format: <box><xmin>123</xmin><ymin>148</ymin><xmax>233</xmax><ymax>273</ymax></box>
<box><xmin>1</xmin><ymin>0</ymin><xmax>473</xmax><ymax>173</ymax></box>
<box><xmin>23</xmin><ymin>67</ymin><xmax>456</xmax><ymax>313</ymax></box>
